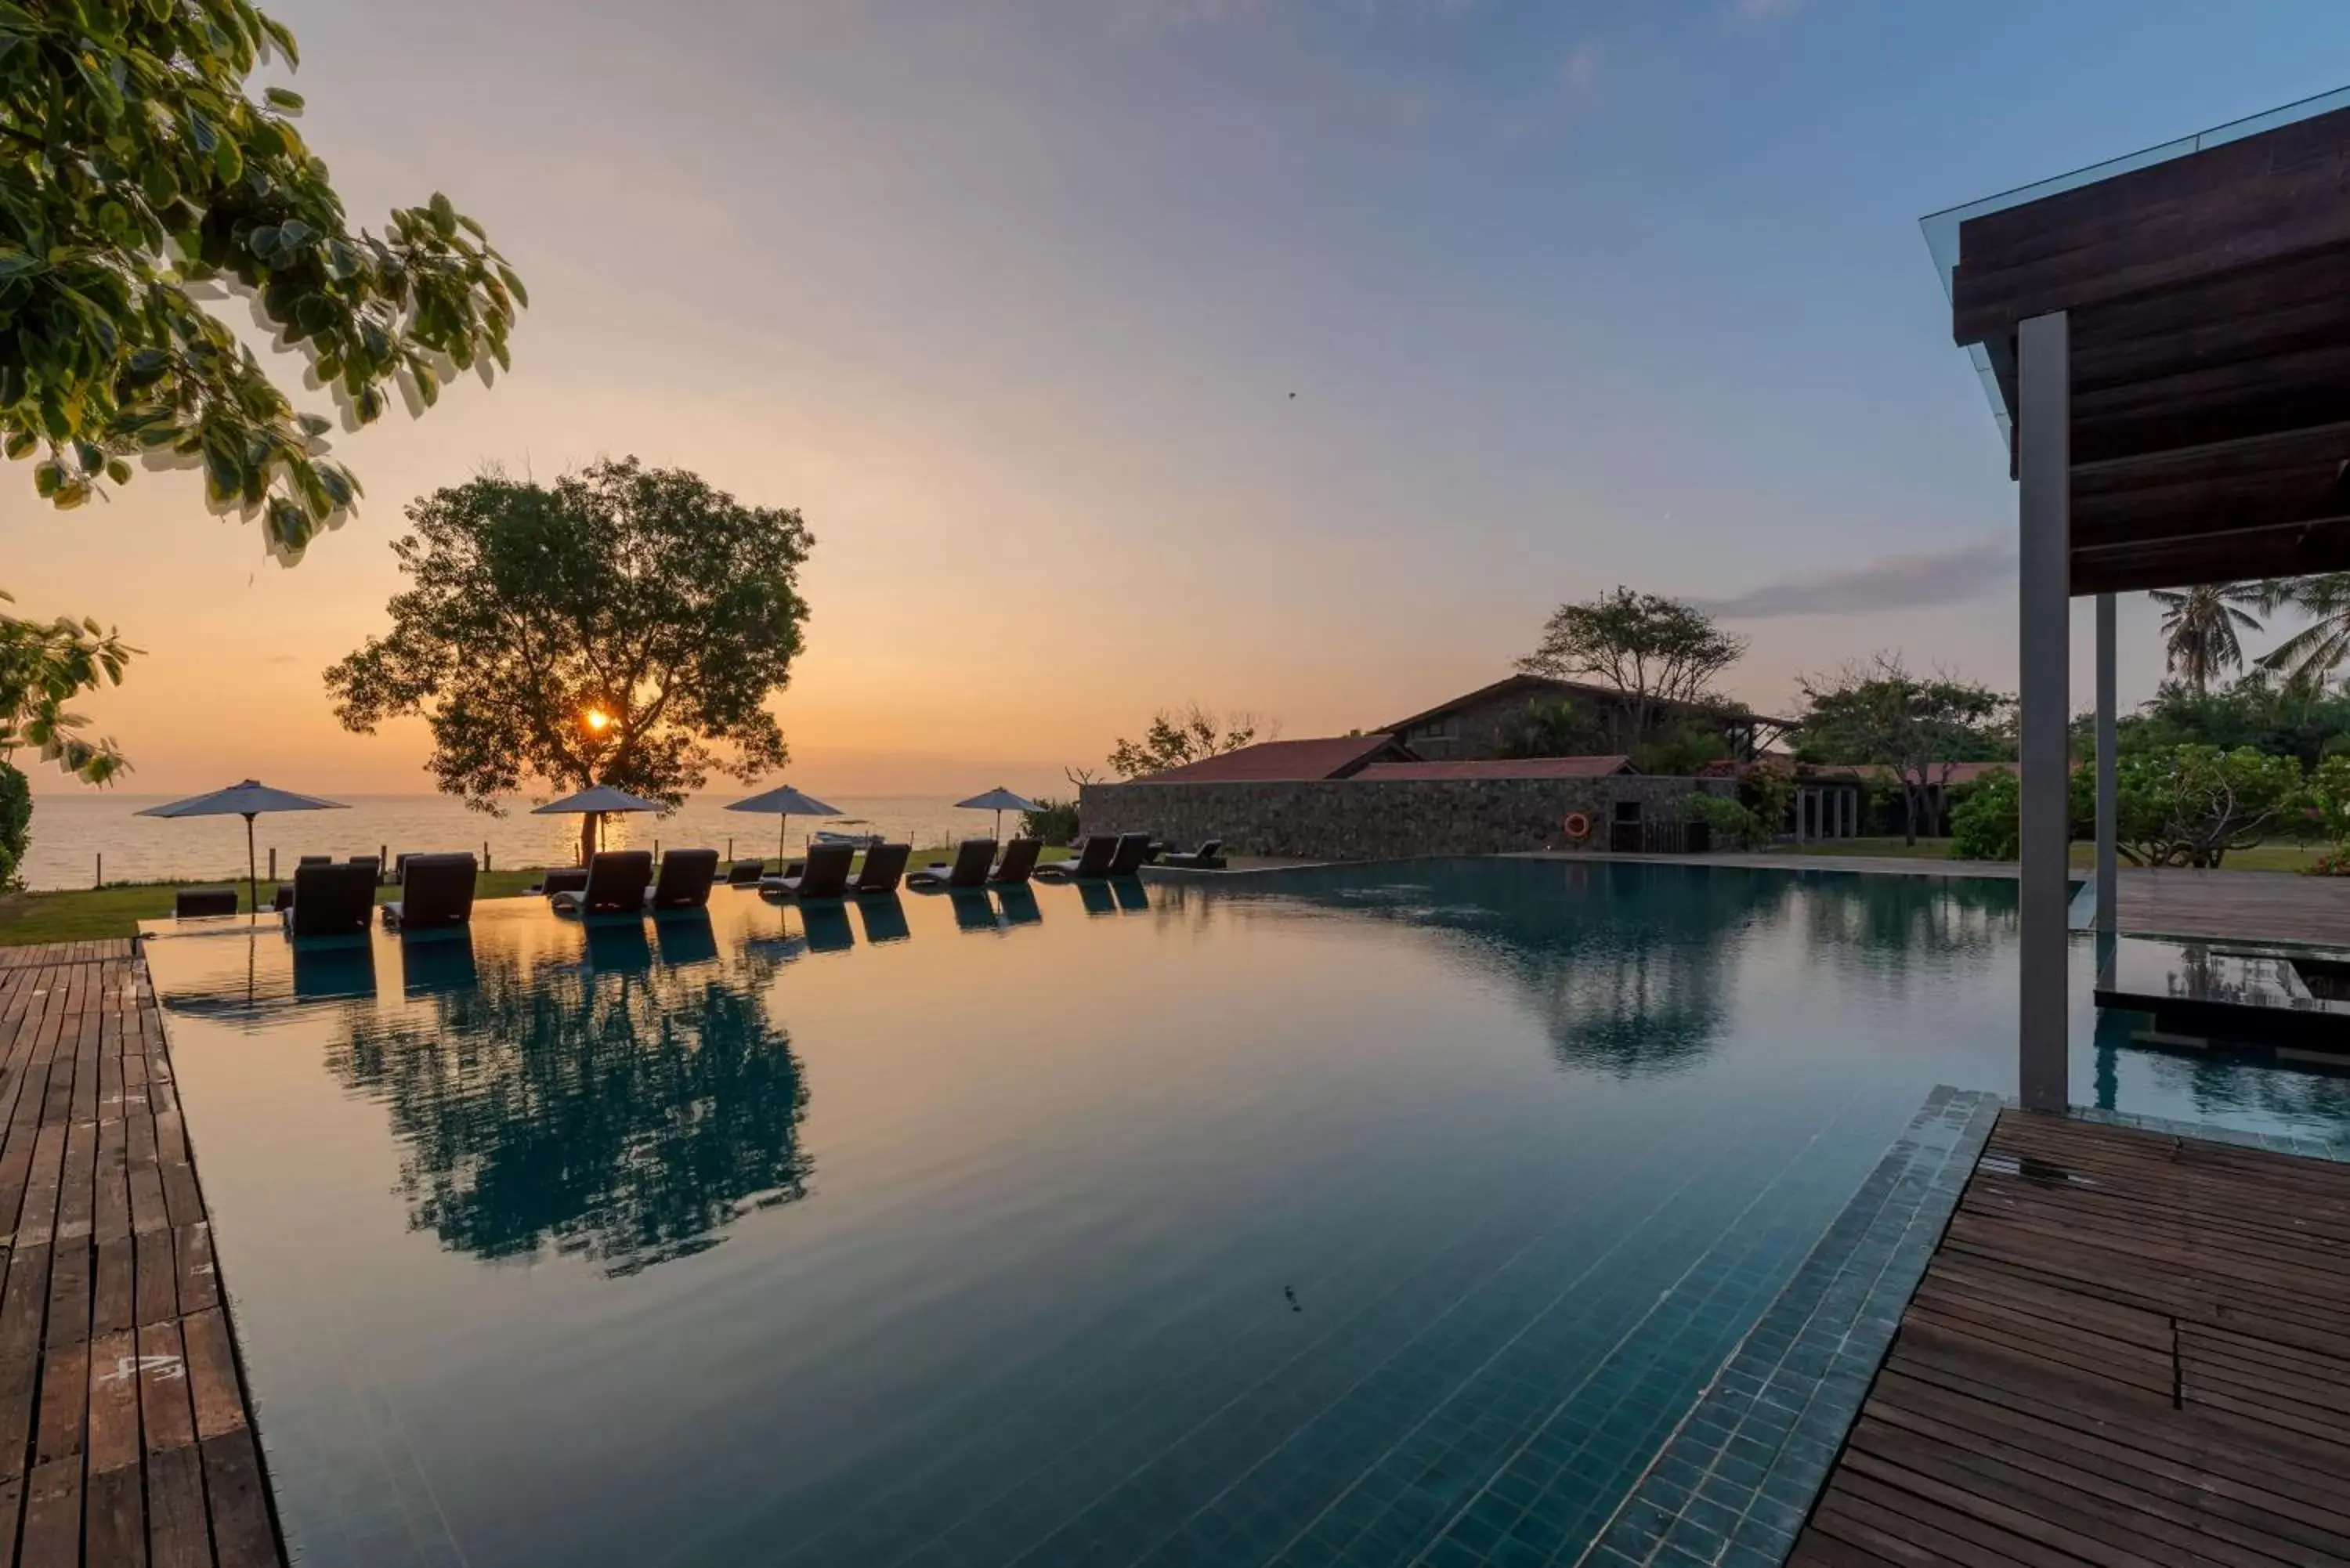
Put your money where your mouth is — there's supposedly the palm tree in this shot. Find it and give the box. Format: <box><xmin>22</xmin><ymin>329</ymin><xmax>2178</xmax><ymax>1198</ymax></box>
<box><xmin>2150</xmin><ymin>582</ymin><xmax>2264</xmax><ymax>694</ymax></box>
<box><xmin>2257</xmin><ymin>573</ymin><xmax>2350</xmax><ymax>693</ymax></box>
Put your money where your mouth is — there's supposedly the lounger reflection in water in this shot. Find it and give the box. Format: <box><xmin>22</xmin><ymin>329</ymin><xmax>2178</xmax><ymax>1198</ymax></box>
<box><xmin>653</xmin><ymin>910</ymin><xmax>720</xmax><ymax>967</ymax></box>
<box><xmin>396</xmin><ymin>929</ymin><xmax>477</xmax><ymax>995</ymax></box>
<box><xmin>855</xmin><ymin>897</ymin><xmax>910</xmax><ymax>945</ymax></box>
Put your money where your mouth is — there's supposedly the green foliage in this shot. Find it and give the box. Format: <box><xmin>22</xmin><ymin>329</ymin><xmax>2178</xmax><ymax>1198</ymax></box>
<box><xmin>0</xmin><ymin>0</ymin><xmax>522</xmax><ymax>553</ymax></box>
<box><xmin>1515</xmin><ymin>587</ymin><xmax>1746</xmax><ymax>752</ymax></box>
<box><xmin>0</xmin><ymin>591</ymin><xmax>133</xmax><ymax>782</ymax></box>
<box><xmin>1021</xmin><ymin>797</ymin><xmax>1079</xmax><ymax>844</ymax></box>
<box><xmin>1676</xmin><ymin>790</ymin><xmax>1767</xmax><ymax>851</ymax></box>
<box><xmin>2255</xmin><ymin>574</ymin><xmax>2350</xmax><ymax>692</ymax></box>
<box><xmin>1107</xmin><ymin>703</ymin><xmax>1266</xmax><ymax>779</ymax></box>
<box><xmin>325</xmin><ymin>458</ymin><xmax>812</xmax><ymax>819</ymax></box>
<box><xmin>1798</xmin><ymin>653</ymin><xmax>2011</xmax><ymax>843</ymax></box>
<box><xmin>0</xmin><ymin>761</ymin><xmax>27</xmax><ymax>889</ymax></box>
<box><xmin>1950</xmin><ymin>746</ymin><xmax>2307</xmax><ymax>868</ymax></box>
<box><xmin>1631</xmin><ymin>722</ymin><xmax>1730</xmax><ymax>777</ymax></box>
<box><xmin>2150</xmin><ymin>583</ymin><xmax>2263</xmax><ymax>695</ymax></box>
<box><xmin>1947</xmin><ymin>770</ymin><xmax>2020</xmax><ymax>862</ymax></box>
<box><xmin>1495</xmin><ymin>698</ymin><xmax>1601</xmax><ymax>760</ymax></box>
<box><xmin>2113</xmin><ymin>676</ymin><xmax>2350</xmax><ymax>771</ymax></box>
<box><xmin>1736</xmin><ymin>765</ymin><xmax>1791</xmax><ymax>834</ymax></box>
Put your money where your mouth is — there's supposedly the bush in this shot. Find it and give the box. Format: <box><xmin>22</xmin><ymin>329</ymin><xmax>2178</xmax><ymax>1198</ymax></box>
<box><xmin>1021</xmin><ymin>797</ymin><xmax>1079</xmax><ymax>844</ymax></box>
<box><xmin>1947</xmin><ymin>770</ymin><xmax>2019</xmax><ymax>861</ymax></box>
<box><xmin>0</xmin><ymin>763</ymin><xmax>27</xmax><ymax>891</ymax></box>
<box><xmin>1677</xmin><ymin>791</ymin><xmax>1769</xmax><ymax>851</ymax></box>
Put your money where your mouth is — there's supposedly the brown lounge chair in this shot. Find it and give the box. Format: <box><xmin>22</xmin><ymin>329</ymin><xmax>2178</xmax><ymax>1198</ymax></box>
<box><xmin>1034</xmin><ymin>835</ymin><xmax>1118</xmax><ymax>880</ymax></box>
<box><xmin>761</xmin><ymin>841</ymin><xmax>854</xmax><ymax>900</ymax></box>
<box><xmin>551</xmin><ymin>851</ymin><xmax>655</xmax><ymax>916</ymax></box>
<box><xmin>175</xmin><ymin>887</ymin><xmax>238</xmax><ymax>919</ymax></box>
<box><xmin>991</xmin><ymin>838</ymin><xmax>1043</xmax><ymax>885</ymax></box>
<box><xmin>1159</xmin><ymin>838</ymin><xmax>1225</xmax><ymax>869</ymax></box>
<box><xmin>280</xmin><ymin>862</ymin><xmax>378</xmax><ymax>937</ymax></box>
<box><xmin>383</xmin><ymin>852</ymin><xmax>477</xmax><ymax>930</ymax></box>
<box><xmin>645</xmin><ymin>848</ymin><xmax>720</xmax><ymax>910</ymax></box>
<box><xmin>907</xmin><ymin>839</ymin><xmax>996</xmax><ymax>891</ymax></box>
<box><xmin>724</xmin><ymin>860</ymin><xmax>767</xmax><ymax>887</ymax></box>
<box><xmin>1103</xmin><ymin>832</ymin><xmax>1152</xmax><ymax>874</ymax></box>
<box><xmin>849</xmin><ymin>843</ymin><xmax>910</xmax><ymax>895</ymax></box>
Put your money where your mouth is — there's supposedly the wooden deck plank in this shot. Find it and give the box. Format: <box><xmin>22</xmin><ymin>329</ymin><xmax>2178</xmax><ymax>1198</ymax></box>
<box><xmin>0</xmin><ymin>941</ymin><xmax>285</xmax><ymax>1566</ymax></box>
<box><xmin>1792</xmin><ymin>1110</ymin><xmax>2350</xmax><ymax>1568</ymax></box>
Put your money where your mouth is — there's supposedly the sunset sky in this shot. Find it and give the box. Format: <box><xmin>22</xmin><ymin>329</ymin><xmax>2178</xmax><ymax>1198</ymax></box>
<box><xmin>10</xmin><ymin>0</ymin><xmax>2350</xmax><ymax>800</ymax></box>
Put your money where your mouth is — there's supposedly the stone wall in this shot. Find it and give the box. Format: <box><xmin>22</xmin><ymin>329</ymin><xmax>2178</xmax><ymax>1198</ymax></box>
<box><xmin>1080</xmin><ymin>775</ymin><xmax>1730</xmax><ymax>861</ymax></box>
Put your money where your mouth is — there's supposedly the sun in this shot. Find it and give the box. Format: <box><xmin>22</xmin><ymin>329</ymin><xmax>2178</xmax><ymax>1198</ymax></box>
<box><xmin>585</xmin><ymin>708</ymin><xmax>613</xmax><ymax>732</ymax></box>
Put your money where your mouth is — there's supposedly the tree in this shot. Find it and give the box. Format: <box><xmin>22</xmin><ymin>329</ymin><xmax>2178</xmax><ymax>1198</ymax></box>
<box><xmin>0</xmin><ymin>592</ymin><xmax>134</xmax><ymax>783</ymax></box>
<box><xmin>2150</xmin><ymin>583</ymin><xmax>2263</xmax><ymax>694</ymax></box>
<box><xmin>2106</xmin><ymin>674</ymin><xmax>2350</xmax><ymax>771</ymax></box>
<box><xmin>1798</xmin><ymin>654</ymin><xmax>2012</xmax><ymax>844</ymax></box>
<box><xmin>2257</xmin><ymin>574</ymin><xmax>2350</xmax><ymax>693</ymax></box>
<box><xmin>325</xmin><ymin>459</ymin><xmax>812</xmax><ymax>862</ymax></box>
<box><xmin>0</xmin><ymin>0</ymin><xmax>522</xmax><ymax>553</ymax></box>
<box><xmin>1106</xmin><ymin>703</ymin><xmax>1272</xmax><ymax>779</ymax></box>
<box><xmin>1952</xmin><ymin>745</ymin><xmax>2305</xmax><ymax>868</ymax></box>
<box><xmin>1495</xmin><ymin>698</ymin><xmax>1603</xmax><ymax>761</ymax></box>
<box><xmin>1516</xmin><ymin>588</ymin><xmax>1746</xmax><ymax>753</ymax></box>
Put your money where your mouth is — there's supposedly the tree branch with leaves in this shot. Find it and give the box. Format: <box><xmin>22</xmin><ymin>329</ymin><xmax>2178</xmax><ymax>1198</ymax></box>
<box><xmin>1106</xmin><ymin>703</ymin><xmax>1274</xmax><ymax>779</ymax></box>
<box><xmin>1798</xmin><ymin>654</ymin><xmax>2012</xmax><ymax>844</ymax></box>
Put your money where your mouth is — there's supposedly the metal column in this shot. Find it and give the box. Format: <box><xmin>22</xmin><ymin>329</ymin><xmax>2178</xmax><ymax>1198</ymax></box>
<box><xmin>2018</xmin><ymin>311</ymin><xmax>2072</xmax><ymax>1113</ymax></box>
<box><xmin>2095</xmin><ymin>593</ymin><xmax>2118</xmax><ymax>938</ymax></box>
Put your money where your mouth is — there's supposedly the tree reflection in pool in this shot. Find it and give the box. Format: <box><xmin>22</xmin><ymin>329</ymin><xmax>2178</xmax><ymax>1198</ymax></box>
<box><xmin>326</xmin><ymin>923</ymin><xmax>812</xmax><ymax>1275</ymax></box>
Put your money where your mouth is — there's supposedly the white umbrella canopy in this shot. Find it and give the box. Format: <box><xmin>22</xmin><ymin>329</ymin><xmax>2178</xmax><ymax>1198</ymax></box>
<box><xmin>532</xmin><ymin>785</ymin><xmax>663</xmax><ymax>864</ymax></box>
<box><xmin>954</xmin><ymin>786</ymin><xmax>1042</xmax><ymax>842</ymax></box>
<box><xmin>725</xmin><ymin>785</ymin><xmax>842</xmax><ymax>865</ymax></box>
<box><xmin>136</xmin><ymin>779</ymin><xmax>349</xmax><ymax>917</ymax></box>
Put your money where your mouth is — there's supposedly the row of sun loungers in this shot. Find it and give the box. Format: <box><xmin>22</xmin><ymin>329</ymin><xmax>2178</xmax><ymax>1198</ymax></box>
<box><xmin>247</xmin><ymin>829</ymin><xmax>1198</xmax><ymax>938</ymax></box>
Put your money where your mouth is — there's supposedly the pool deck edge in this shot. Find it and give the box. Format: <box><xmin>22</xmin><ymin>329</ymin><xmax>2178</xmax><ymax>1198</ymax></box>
<box><xmin>0</xmin><ymin>939</ymin><xmax>286</xmax><ymax>1567</ymax></box>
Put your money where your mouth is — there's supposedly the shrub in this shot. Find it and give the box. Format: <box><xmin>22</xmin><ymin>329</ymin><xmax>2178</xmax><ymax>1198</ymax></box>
<box><xmin>1021</xmin><ymin>797</ymin><xmax>1080</xmax><ymax>844</ymax></box>
<box><xmin>0</xmin><ymin>763</ymin><xmax>26</xmax><ymax>890</ymax></box>
<box><xmin>1677</xmin><ymin>791</ymin><xmax>1768</xmax><ymax>851</ymax></box>
<box><xmin>1948</xmin><ymin>770</ymin><xmax>2020</xmax><ymax>861</ymax></box>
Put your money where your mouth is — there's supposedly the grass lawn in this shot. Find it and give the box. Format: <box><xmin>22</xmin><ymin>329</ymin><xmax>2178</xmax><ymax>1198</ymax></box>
<box><xmin>0</xmin><ymin>844</ymin><xmax>1072</xmax><ymax>946</ymax></box>
<box><xmin>1787</xmin><ymin>836</ymin><xmax>2338</xmax><ymax>874</ymax></box>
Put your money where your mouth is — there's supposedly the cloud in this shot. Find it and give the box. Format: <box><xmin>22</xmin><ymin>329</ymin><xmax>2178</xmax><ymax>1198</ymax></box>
<box><xmin>1688</xmin><ymin>537</ymin><xmax>2016</xmax><ymax>621</ymax></box>
<box><xmin>1558</xmin><ymin>41</ymin><xmax>1601</xmax><ymax>105</ymax></box>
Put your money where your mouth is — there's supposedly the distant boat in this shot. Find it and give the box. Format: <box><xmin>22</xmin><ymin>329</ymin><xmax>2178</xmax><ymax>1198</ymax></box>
<box><xmin>811</xmin><ymin>827</ymin><xmax>882</xmax><ymax>848</ymax></box>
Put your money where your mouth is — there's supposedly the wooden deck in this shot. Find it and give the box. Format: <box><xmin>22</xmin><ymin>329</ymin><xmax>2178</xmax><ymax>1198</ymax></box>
<box><xmin>1792</xmin><ymin>1108</ymin><xmax>2350</xmax><ymax>1566</ymax></box>
<box><xmin>0</xmin><ymin>941</ymin><xmax>279</xmax><ymax>1568</ymax></box>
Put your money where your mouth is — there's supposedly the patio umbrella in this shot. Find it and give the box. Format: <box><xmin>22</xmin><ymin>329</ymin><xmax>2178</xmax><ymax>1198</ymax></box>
<box><xmin>136</xmin><ymin>779</ymin><xmax>349</xmax><ymax>919</ymax></box>
<box><xmin>725</xmin><ymin>784</ymin><xmax>842</xmax><ymax>865</ymax></box>
<box><xmin>533</xmin><ymin>784</ymin><xmax>663</xmax><ymax>865</ymax></box>
<box><xmin>954</xmin><ymin>786</ymin><xmax>1041</xmax><ymax>844</ymax></box>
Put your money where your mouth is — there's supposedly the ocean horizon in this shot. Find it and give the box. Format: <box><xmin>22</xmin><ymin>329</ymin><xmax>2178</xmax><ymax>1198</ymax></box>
<box><xmin>13</xmin><ymin>792</ymin><xmax>1020</xmax><ymax>891</ymax></box>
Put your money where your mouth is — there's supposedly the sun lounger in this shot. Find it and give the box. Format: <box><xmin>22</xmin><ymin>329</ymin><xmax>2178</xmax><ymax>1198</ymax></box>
<box><xmin>761</xmin><ymin>841</ymin><xmax>854</xmax><ymax>900</ymax></box>
<box><xmin>281</xmin><ymin>862</ymin><xmax>378</xmax><ymax>936</ymax></box>
<box><xmin>536</xmin><ymin>866</ymin><xmax>589</xmax><ymax>896</ymax></box>
<box><xmin>175</xmin><ymin>887</ymin><xmax>238</xmax><ymax>919</ymax></box>
<box><xmin>1104</xmin><ymin>833</ymin><xmax>1152</xmax><ymax>875</ymax></box>
<box><xmin>908</xmin><ymin>839</ymin><xmax>996</xmax><ymax>891</ymax></box>
<box><xmin>1034</xmin><ymin>836</ymin><xmax>1117</xmax><ymax>880</ymax></box>
<box><xmin>850</xmin><ymin>843</ymin><xmax>910</xmax><ymax>895</ymax></box>
<box><xmin>991</xmin><ymin>839</ymin><xmax>1042</xmax><ymax>885</ymax></box>
<box><xmin>551</xmin><ymin>851</ymin><xmax>655</xmax><ymax>916</ymax></box>
<box><xmin>382</xmin><ymin>852</ymin><xmax>477</xmax><ymax>930</ymax></box>
<box><xmin>1159</xmin><ymin>838</ymin><xmax>1224</xmax><ymax>869</ymax></box>
<box><xmin>645</xmin><ymin>848</ymin><xmax>720</xmax><ymax>910</ymax></box>
<box><xmin>725</xmin><ymin>860</ymin><xmax>766</xmax><ymax>887</ymax></box>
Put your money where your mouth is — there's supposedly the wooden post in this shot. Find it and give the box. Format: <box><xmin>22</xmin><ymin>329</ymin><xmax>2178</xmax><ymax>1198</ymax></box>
<box><xmin>484</xmin><ymin>840</ymin><xmax>492</xmax><ymax>873</ymax></box>
<box><xmin>94</xmin><ymin>853</ymin><xmax>101</xmax><ymax>889</ymax></box>
<box><xmin>268</xmin><ymin>847</ymin><xmax>277</xmax><ymax>880</ymax></box>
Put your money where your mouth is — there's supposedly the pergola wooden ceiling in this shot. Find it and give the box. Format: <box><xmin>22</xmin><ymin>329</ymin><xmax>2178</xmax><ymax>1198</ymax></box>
<box><xmin>1941</xmin><ymin>99</ymin><xmax>2350</xmax><ymax>594</ymax></box>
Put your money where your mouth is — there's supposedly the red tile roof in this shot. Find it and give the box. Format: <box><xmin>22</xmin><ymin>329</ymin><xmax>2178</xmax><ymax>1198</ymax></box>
<box><xmin>1353</xmin><ymin>755</ymin><xmax>1636</xmax><ymax>782</ymax></box>
<box><xmin>1131</xmin><ymin>734</ymin><xmax>1408</xmax><ymax>783</ymax></box>
<box><xmin>1382</xmin><ymin>674</ymin><xmax>1798</xmax><ymax>735</ymax></box>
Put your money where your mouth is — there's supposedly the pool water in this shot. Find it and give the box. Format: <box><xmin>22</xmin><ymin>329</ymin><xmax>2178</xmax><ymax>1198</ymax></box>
<box><xmin>141</xmin><ymin>859</ymin><xmax>2348</xmax><ymax>1567</ymax></box>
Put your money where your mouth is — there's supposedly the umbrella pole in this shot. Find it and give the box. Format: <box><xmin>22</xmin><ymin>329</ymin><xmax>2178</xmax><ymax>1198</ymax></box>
<box><xmin>244</xmin><ymin>813</ymin><xmax>257</xmax><ymax>923</ymax></box>
<box><xmin>778</xmin><ymin>814</ymin><xmax>787</xmax><ymax>869</ymax></box>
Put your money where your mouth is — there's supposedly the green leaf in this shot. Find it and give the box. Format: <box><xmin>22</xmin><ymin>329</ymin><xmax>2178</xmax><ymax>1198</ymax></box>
<box><xmin>428</xmin><ymin>192</ymin><xmax>457</xmax><ymax>240</ymax></box>
<box><xmin>104</xmin><ymin>457</ymin><xmax>132</xmax><ymax>485</ymax></box>
<box><xmin>2</xmin><ymin>430</ymin><xmax>34</xmax><ymax>461</ymax></box>
<box><xmin>496</xmin><ymin>265</ymin><xmax>528</xmax><ymax>309</ymax></box>
<box><xmin>263</xmin><ymin>86</ymin><xmax>304</xmax><ymax>113</ymax></box>
<box><xmin>213</xmin><ymin>136</ymin><xmax>244</xmax><ymax>182</ymax></box>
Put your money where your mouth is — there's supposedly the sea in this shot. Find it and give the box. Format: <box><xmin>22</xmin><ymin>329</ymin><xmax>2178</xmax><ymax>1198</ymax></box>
<box><xmin>15</xmin><ymin>793</ymin><xmax>1000</xmax><ymax>891</ymax></box>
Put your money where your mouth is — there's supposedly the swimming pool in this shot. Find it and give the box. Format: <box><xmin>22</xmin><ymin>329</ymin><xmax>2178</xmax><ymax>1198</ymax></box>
<box><xmin>142</xmin><ymin>859</ymin><xmax>2347</xmax><ymax>1566</ymax></box>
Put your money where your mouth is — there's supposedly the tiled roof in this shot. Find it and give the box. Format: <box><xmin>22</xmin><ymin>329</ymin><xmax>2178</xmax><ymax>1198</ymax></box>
<box><xmin>1382</xmin><ymin>674</ymin><xmax>1797</xmax><ymax>735</ymax></box>
<box><xmin>1131</xmin><ymin>734</ymin><xmax>1406</xmax><ymax>783</ymax></box>
<box><xmin>1353</xmin><ymin>756</ymin><xmax>1636</xmax><ymax>782</ymax></box>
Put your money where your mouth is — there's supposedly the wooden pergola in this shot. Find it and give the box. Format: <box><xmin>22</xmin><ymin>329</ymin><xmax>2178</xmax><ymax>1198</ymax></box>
<box><xmin>1931</xmin><ymin>90</ymin><xmax>2350</xmax><ymax>1109</ymax></box>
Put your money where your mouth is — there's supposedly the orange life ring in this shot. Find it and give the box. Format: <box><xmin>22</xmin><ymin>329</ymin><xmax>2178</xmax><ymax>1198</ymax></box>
<box><xmin>1562</xmin><ymin>811</ymin><xmax>1593</xmax><ymax>841</ymax></box>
